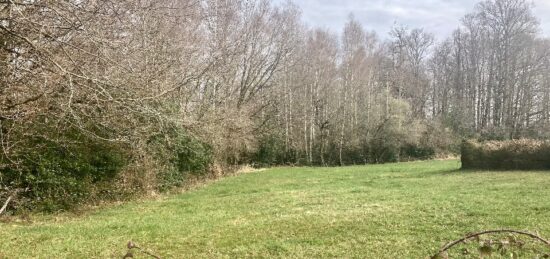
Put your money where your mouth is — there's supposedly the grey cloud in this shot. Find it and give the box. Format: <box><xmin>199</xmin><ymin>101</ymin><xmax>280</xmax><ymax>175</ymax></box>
<box><xmin>276</xmin><ymin>0</ymin><xmax>550</xmax><ymax>40</ymax></box>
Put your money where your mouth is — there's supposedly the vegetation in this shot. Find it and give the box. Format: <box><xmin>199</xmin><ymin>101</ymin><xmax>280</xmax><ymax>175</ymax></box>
<box><xmin>2</xmin><ymin>160</ymin><xmax>550</xmax><ymax>258</ymax></box>
<box><xmin>1</xmin><ymin>0</ymin><xmax>550</xmax><ymax>212</ymax></box>
<box><xmin>1</xmin><ymin>132</ymin><xmax>128</xmax><ymax>212</ymax></box>
<box><xmin>462</xmin><ymin>139</ymin><xmax>550</xmax><ymax>170</ymax></box>
<box><xmin>431</xmin><ymin>229</ymin><xmax>550</xmax><ymax>258</ymax></box>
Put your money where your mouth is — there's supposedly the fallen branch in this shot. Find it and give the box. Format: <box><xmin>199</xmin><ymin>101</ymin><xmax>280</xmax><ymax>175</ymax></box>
<box><xmin>0</xmin><ymin>188</ymin><xmax>29</xmax><ymax>216</ymax></box>
<box><xmin>432</xmin><ymin>229</ymin><xmax>550</xmax><ymax>258</ymax></box>
<box><xmin>0</xmin><ymin>196</ymin><xmax>12</xmax><ymax>216</ymax></box>
<box><xmin>123</xmin><ymin>241</ymin><xmax>161</xmax><ymax>259</ymax></box>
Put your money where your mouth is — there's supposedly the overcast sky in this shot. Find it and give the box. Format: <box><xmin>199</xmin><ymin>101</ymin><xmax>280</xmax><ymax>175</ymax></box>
<box><xmin>277</xmin><ymin>0</ymin><xmax>550</xmax><ymax>40</ymax></box>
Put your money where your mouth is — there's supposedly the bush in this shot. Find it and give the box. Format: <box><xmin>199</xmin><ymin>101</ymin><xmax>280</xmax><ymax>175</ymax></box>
<box><xmin>253</xmin><ymin>135</ymin><xmax>287</xmax><ymax>167</ymax></box>
<box><xmin>461</xmin><ymin>139</ymin><xmax>550</xmax><ymax>170</ymax></box>
<box><xmin>0</xmin><ymin>122</ymin><xmax>216</xmax><ymax>213</ymax></box>
<box><xmin>0</xmin><ymin>135</ymin><xmax>128</xmax><ymax>212</ymax></box>
<box><xmin>147</xmin><ymin>128</ymin><xmax>213</xmax><ymax>191</ymax></box>
<box><xmin>400</xmin><ymin>144</ymin><xmax>435</xmax><ymax>161</ymax></box>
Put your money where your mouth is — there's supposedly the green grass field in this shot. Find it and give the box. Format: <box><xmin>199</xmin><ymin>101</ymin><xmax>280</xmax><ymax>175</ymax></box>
<box><xmin>2</xmin><ymin>160</ymin><xmax>550</xmax><ymax>258</ymax></box>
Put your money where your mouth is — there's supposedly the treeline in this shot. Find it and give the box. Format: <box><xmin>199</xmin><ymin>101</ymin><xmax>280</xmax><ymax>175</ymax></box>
<box><xmin>0</xmin><ymin>0</ymin><xmax>549</xmax><ymax>211</ymax></box>
<box><xmin>261</xmin><ymin>0</ymin><xmax>550</xmax><ymax>165</ymax></box>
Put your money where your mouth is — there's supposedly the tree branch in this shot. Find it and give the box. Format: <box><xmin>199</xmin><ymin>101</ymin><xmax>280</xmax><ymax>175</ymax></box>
<box><xmin>433</xmin><ymin>229</ymin><xmax>550</xmax><ymax>258</ymax></box>
<box><xmin>0</xmin><ymin>196</ymin><xmax>12</xmax><ymax>216</ymax></box>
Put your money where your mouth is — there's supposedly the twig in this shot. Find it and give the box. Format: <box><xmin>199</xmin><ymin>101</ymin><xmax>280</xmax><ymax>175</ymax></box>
<box><xmin>124</xmin><ymin>241</ymin><xmax>161</xmax><ymax>259</ymax></box>
<box><xmin>433</xmin><ymin>229</ymin><xmax>550</xmax><ymax>257</ymax></box>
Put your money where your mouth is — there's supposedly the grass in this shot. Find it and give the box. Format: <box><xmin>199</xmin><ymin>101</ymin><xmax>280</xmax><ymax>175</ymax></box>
<box><xmin>2</xmin><ymin>160</ymin><xmax>550</xmax><ymax>258</ymax></box>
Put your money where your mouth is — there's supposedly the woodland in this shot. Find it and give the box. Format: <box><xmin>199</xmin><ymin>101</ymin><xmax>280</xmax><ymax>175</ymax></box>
<box><xmin>1</xmin><ymin>0</ymin><xmax>549</xmax><ymax>212</ymax></box>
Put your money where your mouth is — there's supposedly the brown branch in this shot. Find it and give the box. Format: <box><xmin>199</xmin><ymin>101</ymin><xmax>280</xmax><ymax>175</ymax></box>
<box><xmin>125</xmin><ymin>241</ymin><xmax>161</xmax><ymax>259</ymax></box>
<box><xmin>0</xmin><ymin>0</ymin><xmax>47</xmax><ymax>8</ymax></box>
<box><xmin>433</xmin><ymin>229</ymin><xmax>550</xmax><ymax>257</ymax></box>
<box><xmin>0</xmin><ymin>188</ymin><xmax>29</xmax><ymax>216</ymax></box>
<box><xmin>0</xmin><ymin>196</ymin><xmax>12</xmax><ymax>216</ymax></box>
<box><xmin>4</xmin><ymin>92</ymin><xmax>45</xmax><ymax>110</ymax></box>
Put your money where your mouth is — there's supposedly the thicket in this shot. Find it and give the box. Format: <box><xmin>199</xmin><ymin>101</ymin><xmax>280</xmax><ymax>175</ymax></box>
<box><xmin>461</xmin><ymin>139</ymin><xmax>550</xmax><ymax>170</ymax></box>
<box><xmin>0</xmin><ymin>124</ymin><xmax>213</xmax><ymax>212</ymax></box>
<box><xmin>252</xmin><ymin>94</ymin><xmax>459</xmax><ymax>167</ymax></box>
<box><xmin>0</xmin><ymin>131</ymin><xmax>126</xmax><ymax>212</ymax></box>
<box><xmin>252</xmin><ymin>127</ymin><xmax>454</xmax><ymax>167</ymax></box>
<box><xmin>147</xmin><ymin>127</ymin><xmax>213</xmax><ymax>191</ymax></box>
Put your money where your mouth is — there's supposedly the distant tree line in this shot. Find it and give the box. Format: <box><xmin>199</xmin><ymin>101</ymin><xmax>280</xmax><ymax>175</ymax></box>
<box><xmin>0</xmin><ymin>0</ymin><xmax>548</xmax><ymax>211</ymax></box>
<box><xmin>260</xmin><ymin>0</ymin><xmax>550</xmax><ymax>166</ymax></box>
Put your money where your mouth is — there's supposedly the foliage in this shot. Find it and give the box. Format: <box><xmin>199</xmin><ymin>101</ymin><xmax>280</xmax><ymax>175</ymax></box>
<box><xmin>0</xmin><ymin>123</ymin><xmax>214</xmax><ymax>212</ymax></box>
<box><xmin>0</xmin><ymin>132</ymin><xmax>128</xmax><ymax>212</ymax></box>
<box><xmin>252</xmin><ymin>134</ymin><xmax>287</xmax><ymax>167</ymax></box>
<box><xmin>366</xmin><ymin>92</ymin><xmax>428</xmax><ymax>163</ymax></box>
<box><xmin>147</xmin><ymin>128</ymin><xmax>213</xmax><ymax>191</ymax></box>
<box><xmin>461</xmin><ymin>139</ymin><xmax>550</xmax><ymax>170</ymax></box>
<box><xmin>400</xmin><ymin>144</ymin><xmax>435</xmax><ymax>161</ymax></box>
<box><xmin>255</xmin><ymin>91</ymin><xmax>450</xmax><ymax>166</ymax></box>
<box><xmin>1</xmin><ymin>0</ymin><xmax>549</xmax><ymax>214</ymax></box>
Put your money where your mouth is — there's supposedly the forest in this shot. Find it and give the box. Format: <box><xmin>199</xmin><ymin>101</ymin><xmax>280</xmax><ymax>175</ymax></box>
<box><xmin>1</xmin><ymin>0</ymin><xmax>549</xmax><ymax>212</ymax></box>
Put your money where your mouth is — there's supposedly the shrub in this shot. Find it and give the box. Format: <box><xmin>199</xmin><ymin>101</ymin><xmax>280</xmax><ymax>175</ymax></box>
<box><xmin>400</xmin><ymin>144</ymin><xmax>435</xmax><ymax>161</ymax></box>
<box><xmin>0</xmin><ymin>134</ymin><xmax>128</xmax><ymax>212</ymax></box>
<box><xmin>461</xmin><ymin>139</ymin><xmax>550</xmax><ymax>170</ymax></box>
<box><xmin>147</xmin><ymin>128</ymin><xmax>213</xmax><ymax>191</ymax></box>
<box><xmin>0</xmin><ymin>122</ymin><xmax>216</xmax><ymax>213</ymax></box>
<box><xmin>253</xmin><ymin>135</ymin><xmax>286</xmax><ymax>167</ymax></box>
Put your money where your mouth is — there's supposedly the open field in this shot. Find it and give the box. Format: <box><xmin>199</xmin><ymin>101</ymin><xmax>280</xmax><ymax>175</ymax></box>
<box><xmin>2</xmin><ymin>160</ymin><xmax>550</xmax><ymax>258</ymax></box>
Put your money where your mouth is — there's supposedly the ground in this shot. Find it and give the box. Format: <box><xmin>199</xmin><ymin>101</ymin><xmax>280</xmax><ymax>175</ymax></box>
<box><xmin>1</xmin><ymin>160</ymin><xmax>550</xmax><ymax>258</ymax></box>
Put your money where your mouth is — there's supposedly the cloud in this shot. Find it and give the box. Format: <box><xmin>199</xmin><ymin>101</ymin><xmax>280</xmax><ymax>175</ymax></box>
<box><xmin>276</xmin><ymin>0</ymin><xmax>550</xmax><ymax>40</ymax></box>
<box><xmin>533</xmin><ymin>0</ymin><xmax>550</xmax><ymax>37</ymax></box>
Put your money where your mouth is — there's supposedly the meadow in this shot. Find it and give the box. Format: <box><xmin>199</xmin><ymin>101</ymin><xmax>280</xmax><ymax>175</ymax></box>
<box><xmin>2</xmin><ymin>160</ymin><xmax>550</xmax><ymax>258</ymax></box>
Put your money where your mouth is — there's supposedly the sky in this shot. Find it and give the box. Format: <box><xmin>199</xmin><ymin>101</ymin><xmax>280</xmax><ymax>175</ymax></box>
<box><xmin>276</xmin><ymin>0</ymin><xmax>550</xmax><ymax>40</ymax></box>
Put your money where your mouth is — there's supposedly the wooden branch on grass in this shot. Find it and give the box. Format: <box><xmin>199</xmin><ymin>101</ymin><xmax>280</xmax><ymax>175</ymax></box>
<box><xmin>123</xmin><ymin>241</ymin><xmax>161</xmax><ymax>259</ymax></box>
<box><xmin>432</xmin><ymin>229</ymin><xmax>550</xmax><ymax>258</ymax></box>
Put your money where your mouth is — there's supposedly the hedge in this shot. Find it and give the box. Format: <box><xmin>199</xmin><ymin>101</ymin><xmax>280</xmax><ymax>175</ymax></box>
<box><xmin>461</xmin><ymin>139</ymin><xmax>550</xmax><ymax>170</ymax></box>
<box><xmin>1</xmin><ymin>134</ymin><xmax>128</xmax><ymax>212</ymax></box>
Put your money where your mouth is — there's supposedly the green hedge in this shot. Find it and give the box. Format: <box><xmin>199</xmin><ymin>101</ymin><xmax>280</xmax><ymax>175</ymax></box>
<box><xmin>1</xmin><ymin>135</ymin><xmax>128</xmax><ymax>212</ymax></box>
<box><xmin>0</xmin><ymin>125</ymin><xmax>214</xmax><ymax>213</ymax></box>
<box><xmin>461</xmin><ymin>139</ymin><xmax>550</xmax><ymax>170</ymax></box>
<box><xmin>147</xmin><ymin>128</ymin><xmax>213</xmax><ymax>191</ymax></box>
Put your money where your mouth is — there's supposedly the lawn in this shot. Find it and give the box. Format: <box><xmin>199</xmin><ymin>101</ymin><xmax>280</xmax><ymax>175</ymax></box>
<box><xmin>2</xmin><ymin>160</ymin><xmax>550</xmax><ymax>258</ymax></box>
